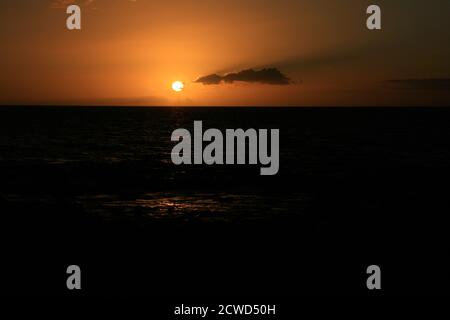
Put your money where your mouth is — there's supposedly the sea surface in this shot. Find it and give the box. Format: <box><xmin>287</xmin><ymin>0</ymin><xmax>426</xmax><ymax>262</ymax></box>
<box><xmin>0</xmin><ymin>107</ymin><xmax>448</xmax><ymax>295</ymax></box>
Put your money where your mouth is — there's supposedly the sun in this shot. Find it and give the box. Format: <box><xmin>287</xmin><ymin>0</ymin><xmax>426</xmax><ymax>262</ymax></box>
<box><xmin>172</xmin><ymin>81</ymin><xmax>184</xmax><ymax>92</ymax></box>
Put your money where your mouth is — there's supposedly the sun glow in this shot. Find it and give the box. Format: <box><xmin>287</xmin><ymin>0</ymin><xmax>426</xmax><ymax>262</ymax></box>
<box><xmin>172</xmin><ymin>81</ymin><xmax>184</xmax><ymax>92</ymax></box>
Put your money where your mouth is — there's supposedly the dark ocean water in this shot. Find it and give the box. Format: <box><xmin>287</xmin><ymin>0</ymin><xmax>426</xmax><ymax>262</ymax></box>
<box><xmin>0</xmin><ymin>107</ymin><xmax>448</xmax><ymax>295</ymax></box>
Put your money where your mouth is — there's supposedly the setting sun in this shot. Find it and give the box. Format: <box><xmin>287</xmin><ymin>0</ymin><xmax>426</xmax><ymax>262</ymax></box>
<box><xmin>172</xmin><ymin>81</ymin><xmax>184</xmax><ymax>92</ymax></box>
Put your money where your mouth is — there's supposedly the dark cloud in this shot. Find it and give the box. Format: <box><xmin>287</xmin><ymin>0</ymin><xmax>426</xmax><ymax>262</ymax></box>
<box><xmin>195</xmin><ymin>68</ymin><xmax>292</xmax><ymax>85</ymax></box>
<box><xmin>384</xmin><ymin>79</ymin><xmax>450</xmax><ymax>91</ymax></box>
<box><xmin>196</xmin><ymin>74</ymin><xmax>222</xmax><ymax>85</ymax></box>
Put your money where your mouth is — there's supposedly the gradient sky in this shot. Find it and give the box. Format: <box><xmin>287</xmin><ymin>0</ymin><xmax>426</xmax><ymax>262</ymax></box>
<box><xmin>1</xmin><ymin>0</ymin><xmax>450</xmax><ymax>106</ymax></box>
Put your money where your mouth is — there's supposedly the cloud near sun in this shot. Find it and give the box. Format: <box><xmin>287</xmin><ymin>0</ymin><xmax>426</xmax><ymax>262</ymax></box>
<box><xmin>194</xmin><ymin>68</ymin><xmax>292</xmax><ymax>86</ymax></box>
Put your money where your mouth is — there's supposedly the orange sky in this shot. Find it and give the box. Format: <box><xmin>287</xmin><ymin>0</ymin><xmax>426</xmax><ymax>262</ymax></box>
<box><xmin>1</xmin><ymin>0</ymin><xmax>450</xmax><ymax>106</ymax></box>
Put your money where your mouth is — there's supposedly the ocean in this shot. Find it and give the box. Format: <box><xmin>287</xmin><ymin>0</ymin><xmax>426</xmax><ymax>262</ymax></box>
<box><xmin>0</xmin><ymin>107</ymin><xmax>448</xmax><ymax>295</ymax></box>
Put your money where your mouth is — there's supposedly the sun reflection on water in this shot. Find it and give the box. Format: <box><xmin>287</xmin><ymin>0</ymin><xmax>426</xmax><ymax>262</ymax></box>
<box><xmin>77</xmin><ymin>192</ymin><xmax>309</xmax><ymax>223</ymax></box>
